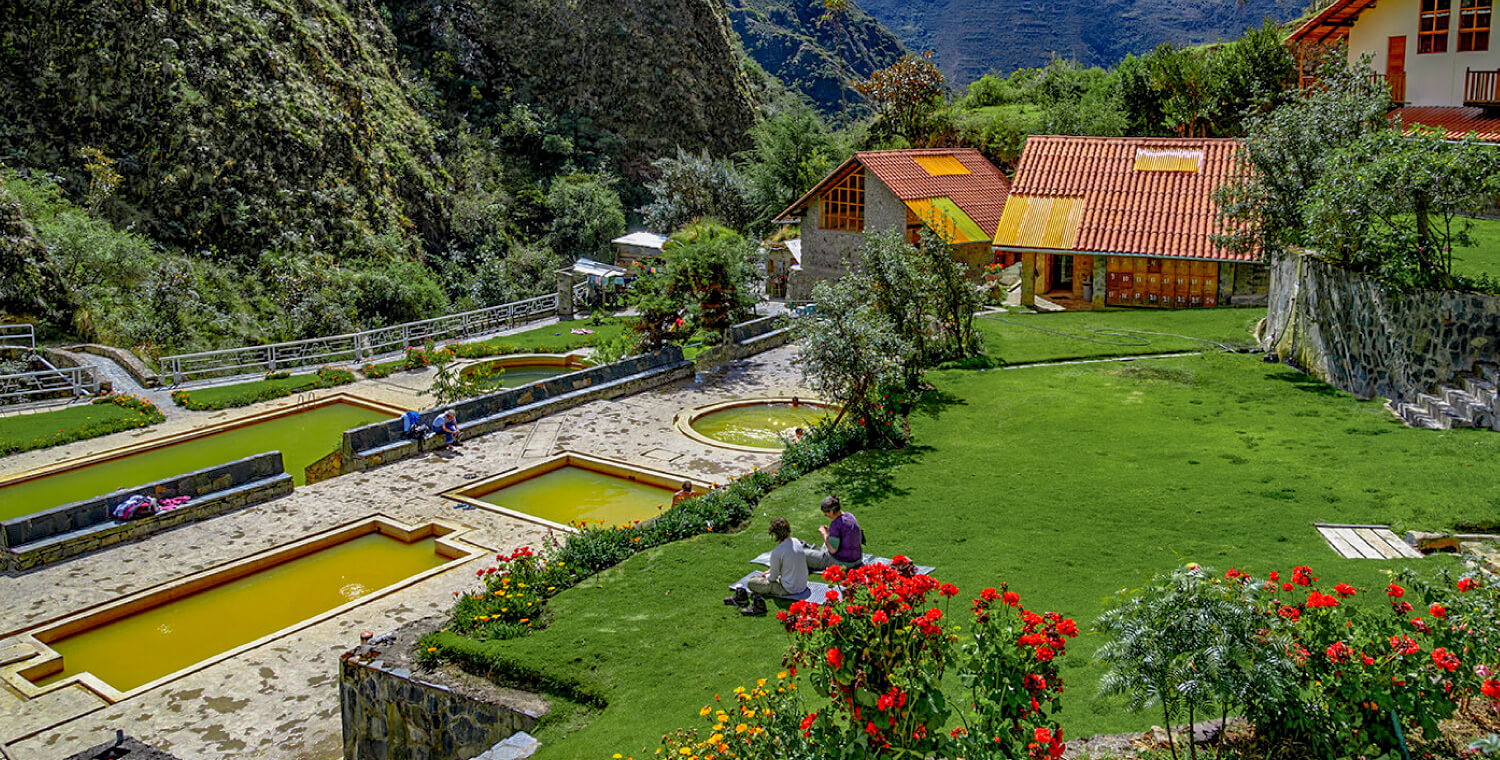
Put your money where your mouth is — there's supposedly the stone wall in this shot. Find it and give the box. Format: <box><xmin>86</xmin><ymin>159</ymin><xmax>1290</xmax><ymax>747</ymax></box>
<box><xmin>2</xmin><ymin>452</ymin><xmax>292</xmax><ymax>573</ymax></box>
<box><xmin>68</xmin><ymin>343</ymin><xmax>162</xmax><ymax>387</ymax></box>
<box><xmin>344</xmin><ymin>347</ymin><xmax>693</xmax><ymax>471</ymax></box>
<box><xmin>790</xmin><ymin>171</ymin><xmax>907</xmax><ymax>300</ymax></box>
<box><xmin>1262</xmin><ymin>253</ymin><xmax>1500</xmax><ymax>401</ymax></box>
<box><xmin>696</xmin><ymin>315</ymin><xmax>793</xmax><ymax>369</ymax></box>
<box><xmin>340</xmin><ymin>619</ymin><xmax>548</xmax><ymax>760</ymax></box>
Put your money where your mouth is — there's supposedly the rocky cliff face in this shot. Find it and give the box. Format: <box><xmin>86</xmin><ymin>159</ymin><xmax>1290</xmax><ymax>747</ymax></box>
<box><xmin>855</xmin><ymin>0</ymin><xmax>1300</xmax><ymax>85</ymax></box>
<box><xmin>726</xmin><ymin>0</ymin><xmax>906</xmax><ymax>117</ymax></box>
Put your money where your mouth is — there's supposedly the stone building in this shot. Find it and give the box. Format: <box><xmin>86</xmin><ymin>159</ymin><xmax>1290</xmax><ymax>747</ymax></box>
<box><xmin>773</xmin><ymin>148</ymin><xmax>1011</xmax><ymax>301</ymax></box>
<box><xmin>993</xmin><ymin>136</ymin><xmax>1268</xmax><ymax>310</ymax></box>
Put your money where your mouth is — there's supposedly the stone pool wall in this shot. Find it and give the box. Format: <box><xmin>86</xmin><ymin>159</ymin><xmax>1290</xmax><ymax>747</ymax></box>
<box><xmin>344</xmin><ymin>346</ymin><xmax>693</xmax><ymax>471</ymax></box>
<box><xmin>695</xmin><ymin>315</ymin><xmax>791</xmax><ymax>368</ymax></box>
<box><xmin>1262</xmin><ymin>253</ymin><xmax>1500</xmax><ymax>401</ymax></box>
<box><xmin>1</xmin><ymin>452</ymin><xmax>292</xmax><ymax>573</ymax></box>
<box><xmin>340</xmin><ymin>621</ymin><xmax>547</xmax><ymax>760</ymax></box>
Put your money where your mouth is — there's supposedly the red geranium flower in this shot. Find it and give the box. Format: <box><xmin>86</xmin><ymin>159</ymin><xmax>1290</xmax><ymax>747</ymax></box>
<box><xmin>1431</xmin><ymin>647</ymin><xmax>1460</xmax><ymax>672</ymax></box>
<box><xmin>940</xmin><ymin>583</ymin><xmax>959</xmax><ymax>597</ymax></box>
<box><xmin>871</xmin><ymin>610</ymin><xmax>889</xmax><ymax>624</ymax></box>
<box><xmin>1334</xmin><ymin>583</ymin><xmax>1356</xmax><ymax>598</ymax></box>
<box><xmin>1003</xmin><ymin>591</ymin><xmax>1021</xmax><ymax>607</ymax></box>
<box><xmin>1429</xmin><ymin>603</ymin><xmax>1447</xmax><ymax>618</ymax></box>
<box><xmin>1387</xmin><ymin>583</ymin><xmax>1405</xmax><ymax>598</ymax></box>
<box><xmin>1458</xmin><ymin>577</ymin><xmax>1478</xmax><ymax>593</ymax></box>
<box><xmin>1034</xmin><ymin>727</ymin><xmax>1053</xmax><ymax>744</ymax></box>
<box><xmin>1482</xmin><ymin>679</ymin><xmax>1500</xmax><ymax>699</ymax></box>
<box><xmin>826</xmin><ymin>647</ymin><xmax>843</xmax><ymax>669</ymax></box>
<box><xmin>980</xmin><ymin>587</ymin><xmax>999</xmax><ymax>602</ymax></box>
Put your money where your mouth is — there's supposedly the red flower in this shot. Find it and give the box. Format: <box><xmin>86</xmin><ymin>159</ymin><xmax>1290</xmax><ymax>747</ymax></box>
<box><xmin>1334</xmin><ymin>583</ymin><xmax>1356</xmax><ymax>598</ymax></box>
<box><xmin>1306</xmin><ymin>591</ymin><xmax>1339</xmax><ymax>609</ymax></box>
<box><xmin>826</xmin><ymin>647</ymin><xmax>843</xmax><ymax>669</ymax></box>
<box><xmin>1429</xmin><ymin>603</ymin><xmax>1447</xmax><ymax>618</ymax></box>
<box><xmin>1278</xmin><ymin>606</ymin><xmax>1301</xmax><ymax>622</ymax></box>
<box><xmin>1034</xmin><ymin>727</ymin><xmax>1053</xmax><ymax>744</ymax></box>
<box><xmin>1035</xmin><ymin>646</ymin><xmax>1056</xmax><ymax>663</ymax></box>
<box><xmin>1458</xmin><ymin>577</ymin><xmax>1478</xmax><ymax>593</ymax></box>
<box><xmin>1389</xmin><ymin>635</ymin><xmax>1419</xmax><ymax>656</ymax></box>
<box><xmin>1387</xmin><ymin>583</ymin><xmax>1405</xmax><ymax>598</ymax></box>
<box><xmin>800</xmin><ymin>712</ymin><xmax>817</xmax><ymax>733</ymax></box>
<box><xmin>865</xmin><ymin>720</ymin><xmax>880</xmax><ymax>737</ymax></box>
<box><xmin>1431</xmin><ymin>647</ymin><xmax>1460</xmax><ymax>672</ymax></box>
<box><xmin>980</xmin><ymin>587</ymin><xmax>999</xmax><ymax>602</ymax></box>
<box><xmin>1291</xmin><ymin>566</ymin><xmax>1316</xmax><ymax>586</ymax></box>
<box><xmin>1003</xmin><ymin>591</ymin><xmax>1021</xmax><ymax>607</ymax></box>
<box><xmin>940</xmin><ymin>583</ymin><xmax>959</xmax><ymax>597</ymax></box>
<box><xmin>1281</xmin><ymin>582</ymin><xmax>1294</xmax><ymax>592</ymax></box>
<box><xmin>821</xmin><ymin>565</ymin><xmax>845</xmax><ymax>584</ymax></box>
<box><xmin>1326</xmin><ymin>641</ymin><xmax>1352</xmax><ymax>663</ymax></box>
<box><xmin>1482</xmin><ymin>679</ymin><xmax>1500</xmax><ymax>700</ymax></box>
<box><xmin>1394</xmin><ymin>601</ymin><xmax>1413</xmax><ymax>614</ymax></box>
<box><xmin>1269</xmin><ymin>571</ymin><xmax>1281</xmax><ymax>582</ymax></box>
<box><xmin>871</xmin><ymin>610</ymin><xmax>889</xmax><ymax>624</ymax></box>
<box><xmin>1410</xmin><ymin>617</ymin><xmax>1429</xmax><ymax>633</ymax></box>
<box><xmin>1058</xmin><ymin>618</ymin><xmax>1079</xmax><ymax>638</ymax></box>
<box><xmin>950</xmin><ymin>727</ymin><xmax>968</xmax><ymax>738</ymax></box>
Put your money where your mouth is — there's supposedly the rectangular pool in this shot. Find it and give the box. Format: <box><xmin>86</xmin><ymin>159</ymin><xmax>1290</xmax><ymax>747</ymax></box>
<box><xmin>0</xmin><ymin>398</ymin><xmax>394</xmax><ymax>521</ymax></box>
<box><xmin>10</xmin><ymin>518</ymin><xmax>474</xmax><ymax>700</ymax></box>
<box><xmin>445</xmin><ymin>453</ymin><xmax>695</xmax><ymax>531</ymax></box>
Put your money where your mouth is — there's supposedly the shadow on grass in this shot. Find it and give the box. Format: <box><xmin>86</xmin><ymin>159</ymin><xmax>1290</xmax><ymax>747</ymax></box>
<box><xmin>822</xmin><ymin>445</ymin><xmax>932</xmax><ymax>508</ymax></box>
<box><xmin>1264</xmin><ymin>366</ymin><xmax>1347</xmax><ymax>398</ymax></box>
<box><xmin>911</xmin><ymin>388</ymin><xmax>967</xmax><ymax>420</ymax></box>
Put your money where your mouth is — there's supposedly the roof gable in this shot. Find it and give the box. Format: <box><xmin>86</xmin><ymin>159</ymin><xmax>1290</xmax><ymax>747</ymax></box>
<box><xmin>774</xmin><ymin>148</ymin><xmax>1011</xmax><ymax>238</ymax></box>
<box><xmin>995</xmin><ymin>136</ymin><xmax>1254</xmax><ymax>262</ymax></box>
<box><xmin>1287</xmin><ymin>0</ymin><xmax>1382</xmax><ymax>44</ymax></box>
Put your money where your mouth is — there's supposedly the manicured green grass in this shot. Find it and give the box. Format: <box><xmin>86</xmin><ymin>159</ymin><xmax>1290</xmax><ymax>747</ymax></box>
<box><xmin>1453</xmin><ymin>216</ymin><xmax>1500</xmax><ymax>280</ymax></box>
<box><xmin>451</xmin><ymin>342</ymin><xmax>1489</xmax><ymax>758</ymax></box>
<box><xmin>170</xmin><ymin>369</ymin><xmax>354</xmax><ymax>410</ymax></box>
<box><xmin>0</xmin><ymin>397</ymin><xmax>164</xmax><ymax>455</ymax></box>
<box><xmin>466</xmin><ymin>317</ymin><xmax>633</xmax><ymax>354</ymax></box>
<box><xmin>976</xmin><ymin>306</ymin><xmax>1263</xmax><ymax>364</ymax></box>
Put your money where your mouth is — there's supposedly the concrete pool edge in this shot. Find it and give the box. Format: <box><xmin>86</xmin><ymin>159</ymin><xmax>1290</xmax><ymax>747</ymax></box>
<box><xmin>455</xmin><ymin>352</ymin><xmax>592</xmax><ymax>379</ymax></box>
<box><xmin>0</xmin><ymin>393</ymin><xmax>406</xmax><ymax>489</ymax></box>
<box><xmin>673</xmin><ymin>396</ymin><xmax>838</xmax><ymax>454</ymax></box>
<box><xmin>439</xmin><ymin>451</ymin><xmax>708</xmax><ymax>534</ymax></box>
<box><xmin>0</xmin><ymin>514</ymin><xmax>483</xmax><ymax>706</ymax></box>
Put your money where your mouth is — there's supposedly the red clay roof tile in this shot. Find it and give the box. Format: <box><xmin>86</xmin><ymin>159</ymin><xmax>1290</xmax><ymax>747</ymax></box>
<box><xmin>1392</xmin><ymin>106</ymin><xmax>1500</xmax><ymax>141</ymax></box>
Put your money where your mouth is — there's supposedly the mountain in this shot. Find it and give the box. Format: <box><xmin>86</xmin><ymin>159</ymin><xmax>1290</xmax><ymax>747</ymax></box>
<box><xmin>854</xmin><ymin>0</ymin><xmax>1306</xmax><ymax>85</ymax></box>
<box><xmin>726</xmin><ymin>0</ymin><xmax>907</xmax><ymax>117</ymax></box>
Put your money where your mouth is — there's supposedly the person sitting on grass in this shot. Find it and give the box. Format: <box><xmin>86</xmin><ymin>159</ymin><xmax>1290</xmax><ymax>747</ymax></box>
<box><xmin>725</xmin><ymin>517</ymin><xmax>807</xmax><ymax>617</ymax></box>
<box><xmin>803</xmin><ymin>494</ymin><xmax>863</xmax><ymax>571</ymax></box>
<box><xmin>435</xmin><ymin>410</ymin><xmax>461</xmax><ymax>447</ymax></box>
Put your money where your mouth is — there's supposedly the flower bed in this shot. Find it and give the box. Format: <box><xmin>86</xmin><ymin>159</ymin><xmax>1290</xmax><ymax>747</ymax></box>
<box><xmin>0</xmin><ymin>394</ymin><xmax>166</xmax><ymax>455</ymax></box>
<box><xmin>171</xmin><ymin>366</ymin><xmax>355</xmax><ymax>410</ymax></box>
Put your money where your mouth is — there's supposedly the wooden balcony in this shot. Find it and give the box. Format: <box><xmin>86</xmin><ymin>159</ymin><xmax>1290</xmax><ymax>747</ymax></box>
<box><xmin>1466</xmin><ymin>68</ymin><xmax>1500</xmax><ymax>108</ymax></box>
<box><xmin>1376</xmin><ymin>72</ymin><xmax>1406</xmax><ymax>104</ymax></box>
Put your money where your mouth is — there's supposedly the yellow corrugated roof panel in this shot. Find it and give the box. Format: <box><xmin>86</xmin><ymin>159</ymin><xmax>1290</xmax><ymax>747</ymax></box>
<box><xmin>992</xmin><ymin>195</ymin><xmax>1083</xmax><ymax>249</ymax></box>
<box><xmin>904</xmin><ymin>198</ymin><xmax>986</xmax><ymax>243</ymax></box>
<box><xmin>1133</xmin><ymin>148</ymin><xmax>1203</xmax><ymax>172</ymax></box>
<box><xmin>912</xmin><ymin>154</ymin><xmax>971</xmax><ymax>176</ymax></box>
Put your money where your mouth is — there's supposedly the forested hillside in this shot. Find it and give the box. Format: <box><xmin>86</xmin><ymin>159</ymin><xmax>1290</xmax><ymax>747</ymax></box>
<box><xmin>857</xmin><ymin>0</ymin><xmax>1304</xmax><ymax>85</ymax></box>
<box><xmin>726</xmin><ymin>0</ymin><xmax>906</xmax><ymax>118</ymax></box>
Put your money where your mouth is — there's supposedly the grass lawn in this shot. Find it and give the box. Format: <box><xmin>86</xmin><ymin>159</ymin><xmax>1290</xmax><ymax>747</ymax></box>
<box><xmin>1454</xmin><ymin>216</ymin><xmax>1500</xmax><ymax>280</ymax></box>
<box><xmin>976</xmin><ymin>306</ymin><xmax>1263</xmax><ymax>364</ymax></box>
<box><xmin>446</xmin><ymin>338</ymin><xmax>1492</xmax><ymax>758</ymax></box>
<box><xmin>466</xmin><ymin>317</ymin><xmax>632</xmax><ymax>354</ymax></box>
<box><xmin>0</xmin><ymin>398</ymin><xmax>164</xmax><ymax>455</ymax></box>
<box><xmin>171</xmin><ymin>371</ymin><xmax>348</xmax><ymax>410</ymax></box>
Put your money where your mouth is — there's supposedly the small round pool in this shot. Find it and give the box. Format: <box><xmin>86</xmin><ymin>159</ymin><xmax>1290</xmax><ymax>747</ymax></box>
<box><xmin>459</xmin><ymin>354</ymin><xmax>590</xmax><ymax>390</ymax></box>
<box><xmin>676</xmin><ymin>398</ymin><xmax>837</xmax><ymax>452</ymax></box>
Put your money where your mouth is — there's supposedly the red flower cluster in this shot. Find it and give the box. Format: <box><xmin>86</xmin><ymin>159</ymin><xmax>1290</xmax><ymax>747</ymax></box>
<box><xmin>1305</xmin><ymin>590</ymin><xmax>1340</xmax><ymax>609</ymax></box>
<box><xmin>1430</xmin><ymin>647</ymin><xmax>1460</xmax><ymax>672</ymax></box>
<box><xmin>1334</xmin><ymin>583</ymin><xmax>1357</xmax><ymax>598</ymax></box>
<box><xmin>1027</xmin><ymin>726</ymin><xmax>1065</xmax><ymax>760</ymax></box>
<box><xmin>1389</xmin><ymin>635</ymin><xmax>1420</xmax><ymax>656</ymax></box>
<box><xmin>1483</xmin><ymin>679</ymin><xmax>1500</xmax><ymax>700</ymax></box>
<box><xmin>1291</xmin><ymin>566</ymin><xmax>1316</xmax><ymax>586</ymax></box>
<box><xmin>1387</xmin><ymin>583</ymin><xmax>1405</xmax><ymax>599</ymax></box>
<box><xmin>496</xmin><ymin>546</ymin><xmax>536</xmax><ymax>563</ymax></box>
<box><xmin>1458</xmin><ymin>577</ymin><xmax>1478</xmax><ymax>593</ymax></box>
<box><xmin>1325</xmin><ymin>640</ymin><xmax>1352</xmax><ymax>663</ymax></box>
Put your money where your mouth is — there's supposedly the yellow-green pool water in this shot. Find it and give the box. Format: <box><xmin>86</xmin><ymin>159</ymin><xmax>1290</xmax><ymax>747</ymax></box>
<box><xmin>476</xmin><ymin>466</ymin><xmax>675</xmax><ymax>528</ymax></box>
<box><xmin>0</xmin><ymin>402</ymin><xmax>390</xmax><ymax>521</ymax></box>
<box><xmin>30</xmin><ymin>532</ymin><xmax>445</xmax><ymax>693</ymax></box>
<box><xmin>470</xmin><ymin>364</ymin><xmax>576</xmax><ymax>389</ymax></box>
<box><xmin>690</xmin><ymin>404</ymin><xmax>831</xmax><ymax>449</ymax></box>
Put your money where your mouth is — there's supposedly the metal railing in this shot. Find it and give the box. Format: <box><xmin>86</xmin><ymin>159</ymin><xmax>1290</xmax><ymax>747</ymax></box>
<box><xmin>0</xmin><ymin>323</ymin><xmax>35</xmax><ymax>351</ymax></box>
<box><xmin>0</xmin><ymin>365</ymin><xmax>102</xmax><ymax>405</ymax></box>
<box><xmin>160</xmin><ymin>284</ymin><xmax>592</xmax><ymax>384</ymax></box>
<box><xmin>1466</xmin><ymin>68</ymin><xmax>1500</xmax><ymax>107</ymax></box>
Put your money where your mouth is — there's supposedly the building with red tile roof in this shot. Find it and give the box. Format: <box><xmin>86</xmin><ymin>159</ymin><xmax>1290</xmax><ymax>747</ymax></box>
<box><xmin>1286</xmin><ymin>0</ymin><xmax>1500</xmax><ymax>117</ymax></box>
<box><xmin>994</xmin><ymin>136</ymin><xmax>1267</xmax><ymax>310</ymax></box>
<box><xmin>773</xmin><ymin>148</ymin><xmax>1010</xmax><ymax>300</ymax></box>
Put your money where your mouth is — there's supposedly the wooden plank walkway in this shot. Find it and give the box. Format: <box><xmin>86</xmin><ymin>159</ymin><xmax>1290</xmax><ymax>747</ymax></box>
<box><xmin>1315</xmin><ymin>523</ymin><xmax>1424</xmax><ymax>560</ymax></box>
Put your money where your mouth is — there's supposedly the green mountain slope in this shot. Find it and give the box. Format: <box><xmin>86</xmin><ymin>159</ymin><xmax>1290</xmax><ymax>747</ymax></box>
<box><xmin>856</xmin><ymin>0</ymin><xmax>1304</xmax><ymax>85</ymax></box>
<box><xmin>726</xmin><ymin>0</ymin><xmax>907</xmax><ymax>116</ymax></box>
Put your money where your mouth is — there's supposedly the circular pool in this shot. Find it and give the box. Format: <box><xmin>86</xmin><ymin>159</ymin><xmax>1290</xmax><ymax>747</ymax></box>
<box><xmin>675</xmin><ymin>398</ymin><xmax>837</xmax><ymax>452</ymax></box>
<box><xmin>459</xmin><ymin>354</ymin><xmax>590</xmax><ymax>390</ymax></box>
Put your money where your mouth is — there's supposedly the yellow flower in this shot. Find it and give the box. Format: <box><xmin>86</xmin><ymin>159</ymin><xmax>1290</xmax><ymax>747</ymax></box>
<box><xmin>777</xmin><ymin>671</ymin><xmax>787</xmax><ymax>679</ymax></box>
<box><xmin>427</xmin><ymin>647</ymin><xmax>437</xmax><ymax>653</ymax></box>
<box><xmin>756</xmin><ymin>678</ymin><xmax>766</xmax><ymax>687</ymax></box>
<box><xmin>734</xmin><ymin>724</ymin><xmax>747</xmax><ymax>734</ymax></box>
<box><xmin>699</xmin><ymin>706</ymin><xmax>711</xmax><ymax>717</ymax></box>
<box><xmin>678</xmin><ymin>748</ymin><xmax>691</xmax><ymax>756</ymax></box>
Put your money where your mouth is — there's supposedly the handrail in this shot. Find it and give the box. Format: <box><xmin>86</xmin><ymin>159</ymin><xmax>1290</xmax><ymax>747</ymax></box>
<box><xmin>0</xmin><ymin>323</ymin><xmax>35</xmax><ymax>351</ymax></box>
<box><xmin>0</xmin><ymin>365</ymin><xmax>102</xmax><ymax>403</ymax></box>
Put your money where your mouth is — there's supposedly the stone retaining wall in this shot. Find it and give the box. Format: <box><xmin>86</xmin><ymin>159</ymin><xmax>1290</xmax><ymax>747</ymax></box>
<box><xmin>696</xmin><ymin>316</ymin><xmax>792</xmax><ymax>368</ymax></box>
<box><xmin>340</xmin><ymin>619</ymin><xmax>548</xmax><ymax>760</ymax></box>
<box><xmin>1262</xmin><ymin>253</ymin><xmax>1500</xmax><ymax>400</ymax></box>
<box><xmin>2</xmin><ymin>452</ymin><xmax>292</xmax><ymax>573</ymax></box>
<box><xmin>343</xmin><ymin>347</ymin><xmax>693</xmax><ymax>471</ymax></box>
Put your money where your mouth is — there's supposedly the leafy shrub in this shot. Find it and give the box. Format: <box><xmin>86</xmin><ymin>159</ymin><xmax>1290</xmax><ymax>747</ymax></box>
<box><xmin>450</xmin><ymin>546</ymin><xmax>573</xmax><ymax>640</ymax></box>
<box><xmin>360</xmin><ymin>362</ymin><xmax>393</xmax><ymax>379</ymax></box>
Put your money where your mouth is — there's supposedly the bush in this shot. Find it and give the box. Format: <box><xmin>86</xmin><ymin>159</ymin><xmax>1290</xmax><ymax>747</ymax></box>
<box><xmin>170</xmin><ymin>365</ymin><xmax>355</xmax><ymax>410</ymax></box>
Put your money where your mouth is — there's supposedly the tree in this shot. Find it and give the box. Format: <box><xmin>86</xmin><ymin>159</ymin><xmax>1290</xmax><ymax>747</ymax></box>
<box><xmin>1214</xmin><ymin>52</ymin><xmax>1391</xmax><ymax>261</ymax></box>
<box><xmin>854</xmin><ymin>53</ymin><xmax>948</xmax><ymax>144</ymax></box>
<box><xmin>738</xmin><ymin>105</ymin><xmax>842</xmax><ymax>218</ymax></box>
<box><xmin>820</xmin><ymin>0</ymin><xmax>851</xmax><ymax>115</ymax></box>
<box><xmin>1303</xmin><ymin>128</ymin><xmax>1500</xmax><ymax>289</ymax></box>
<box><xmin>631</xmin><ymin>220</ymin><xmax>758</xmax><ymax>346</ymax></box>
<box><xmin>916</xmin><ymin>229</ymin><xmax>983</xmax><ymax>359</ymax></box>
<box><xmin>546</xmin><ymin>172</ymin><xmax>625</xmax><ymax>262</ymax></box>
<box><xmin>793</xmin><ymin>274</ymin><xmax>913</xmax><ymax>437</ymax></box>
<box><xmin>639</xmin><ymin>149</ymin><xmax>755</xmax><ymax>233</ymax></box>
<box><xmin>850</xmin><ymin>231</ymin><xmax>936</xmax><ymax>386</ymax></box>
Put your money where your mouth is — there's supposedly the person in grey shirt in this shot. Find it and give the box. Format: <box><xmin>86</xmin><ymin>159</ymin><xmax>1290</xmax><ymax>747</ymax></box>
<box><xmin>726</xmin><ymin>517</ymin><xmax>808</xmax><ymax>616</ymax></box>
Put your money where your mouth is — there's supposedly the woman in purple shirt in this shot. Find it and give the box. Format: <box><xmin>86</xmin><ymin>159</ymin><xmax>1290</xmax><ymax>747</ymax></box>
<box><xmin>803</xmin><ymin>494</ymin><xmax>863</xmax><ymax>570</ymax></box>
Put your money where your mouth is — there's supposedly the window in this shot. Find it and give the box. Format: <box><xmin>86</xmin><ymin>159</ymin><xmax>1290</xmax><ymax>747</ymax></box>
<box><xmin>1460</xmin><ymin>0</ymin><xmax>1491</xmax><ymax>51</ymax></box>
<box><xmin>1420</xmin><ymin>0</ymin><xmax>1451</xmax><ymax>53</ymax></box>
<box><xmin>820</xmin><ymin>169</ymin><xmax>864</xmax><ymax>232</ymax></box>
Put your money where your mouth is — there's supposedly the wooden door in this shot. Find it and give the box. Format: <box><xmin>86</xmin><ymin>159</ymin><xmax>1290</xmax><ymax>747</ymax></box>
<box><xmin>1387</xmin><ymin>36</ymin><xmax>1406</xmax><ymax>102</ymax></box>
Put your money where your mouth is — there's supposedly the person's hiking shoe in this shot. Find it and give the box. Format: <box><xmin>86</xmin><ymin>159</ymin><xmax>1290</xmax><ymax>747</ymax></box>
<box><xmin>723</xmin><ymin>589</ymin><xmax>749</xmax><ymax>607</ymax></box>
<box><xmin>739</xmin><ymin>598</ymin><xmax>767</xmax><ymax>617</ymax></box>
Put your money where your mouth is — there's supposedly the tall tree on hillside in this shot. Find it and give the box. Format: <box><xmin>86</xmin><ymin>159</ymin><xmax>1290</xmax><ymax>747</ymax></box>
<box><xmin>640</xmin><ymin>150</ymin><xmax>755</xmax><ymax>233</ymax></box>
<box><xmin>855</xmin><ymin>53</ymin><xmax>948</xmax><ymax>144</ymax></box>
<box><xmin>820</xmin><ymin>0</ymin><xmax>851</xmax><ymax>115</ymax></box>
<box><xmin>739</xmin><ymin>105</ymin><xmax>842</xmax><ymax>217</ymax></box>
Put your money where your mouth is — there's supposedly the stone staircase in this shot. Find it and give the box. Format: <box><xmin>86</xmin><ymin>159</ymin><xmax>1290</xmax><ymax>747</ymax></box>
<box><xmin>1388</xmin><ymin>361</ymin><xmax>1500</xmax><ymax>430</ymax></box>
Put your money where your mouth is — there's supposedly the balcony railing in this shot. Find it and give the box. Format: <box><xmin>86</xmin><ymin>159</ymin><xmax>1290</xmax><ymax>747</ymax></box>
<box><xmin>1375</xmin><ymin>72</ymin><xmax>1406</xmax><ymax>104</ymax></box>
<box><xmin>1466</xmin><ymin>68</ymin><xmax>1500</xmax><ymax>108</ymax></box>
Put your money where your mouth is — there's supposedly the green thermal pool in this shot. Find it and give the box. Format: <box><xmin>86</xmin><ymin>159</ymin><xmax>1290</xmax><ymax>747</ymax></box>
<box><xmin>0</xmin><ymin>401</ymin><xmax>390</xmax><ymax>521</ymax></box>
<box><xmin>470</xmin><ymin>364</ymin><xmax>576</xmax><ymax>389</ymax></box>
<box><xmin>31</xmin><ymin>532</ymin><xmax>445</xmax><ymax>693</ymax></box>
<box><xmin>474</xmin><ymin>466</ymin><xmax>675</xmax><ymax>528</ymax></box>
<box><xmin>689</xmin><ymin>403</ymin><xmax>831</xmax><ymax>449</ymax></box>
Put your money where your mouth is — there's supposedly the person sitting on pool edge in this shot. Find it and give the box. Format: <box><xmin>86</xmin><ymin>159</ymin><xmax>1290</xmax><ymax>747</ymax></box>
<box><xmin>725</xmin><ymin>516</ymin><xmax>807</xmax><ymax>616</ymax></box>
<box><xmin>803</xmin><ymin>494</ymin><xmax>863</xmax><ymax>571</ymax></box>
<box><xmin>435</xmin><ymin>410</ymin><xmax>461</xmax><ymax>447</ymax></box>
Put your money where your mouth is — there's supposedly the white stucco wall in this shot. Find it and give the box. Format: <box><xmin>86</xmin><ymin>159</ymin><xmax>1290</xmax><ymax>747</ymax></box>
<box><xmin>1347</xmin><ymin>0</ymin><xmax>1500</xmax><ymax>106</ymax></box>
